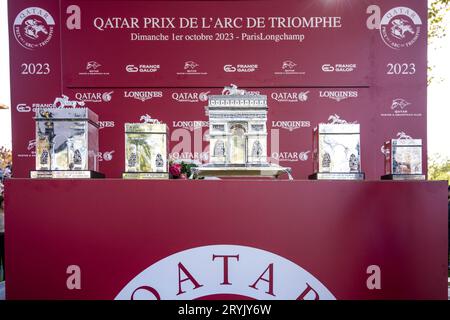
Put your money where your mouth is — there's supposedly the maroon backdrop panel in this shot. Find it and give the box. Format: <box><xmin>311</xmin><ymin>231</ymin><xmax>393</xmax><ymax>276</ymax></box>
<box><xmin>8</xmin><ymin>0</ymin><xmax>428</xmax><ymax>179</ymax></box>
<box><xmin>4</xmin><ymin>180</ymin><xmax>448</xmax><ymax>300</ymax></box>
<box><xmin>62</xmin><ymin>0</ymin><xmax>371</xmax><ymax>88</ymax></box>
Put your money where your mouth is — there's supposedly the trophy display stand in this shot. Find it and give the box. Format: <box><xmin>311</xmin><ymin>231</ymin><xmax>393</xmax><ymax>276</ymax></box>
<box><xmin>191</xmin><ymin>164</ymin><xmax>293</xmax><ymax>180</ymax></box>
<box><xmin>30</xmin><ymin>170</ymin><xmax>105</xmax><ymax>179</ymax></box>
<box><xmin>309</xmin><ymin>172</ymin><xmax>365</xmax><ymax>181</ymax></box>
<box><xmin>381</xmin><ymin>174</ymin><xmax>426</xmax><ymax>181</ymax></box>
<box><xmin>122</xmin><ymin>172</ymin><xmax>169</xmax><ymax>179</ymax></box>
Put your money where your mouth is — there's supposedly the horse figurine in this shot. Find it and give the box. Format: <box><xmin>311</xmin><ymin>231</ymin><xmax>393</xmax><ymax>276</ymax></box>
<box><xmin>222</xmin><ymin>84</ymin><xmax>247</xmax><ymax>96</ymax></box>
<box><xmin>397</xmin><ymin>131</ymin><xmax>412</xmax><ymax>140</ymax></box>
<box><xmin>140</xmin><ymin>114</ymin><xmax>161</xmax><ymax>124</ymax></box>
<box><xmin>328</xmin><ymin>114</ymin><xmax>349</xmax><ymax>124</ymax></box>
<box><xmin>53</xmin><ymin>95</ymin><xmax>85</xmax><ymax>108</ymax></box>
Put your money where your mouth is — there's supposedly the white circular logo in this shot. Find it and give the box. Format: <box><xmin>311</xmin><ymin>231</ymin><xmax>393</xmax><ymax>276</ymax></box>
<box><xmin>115</xmin><ymin>245</ymin><xmax>336</xmax><ymax>300</ymax></box>
<box><xmin>13</xmin><ymin>7</ymin><xmax>55</xmax><ymax>50</ymax></box>
<box><xmin>380</xmin><ymin>7</ymin><xmax>422</xmax><ymax>50</ymax></box>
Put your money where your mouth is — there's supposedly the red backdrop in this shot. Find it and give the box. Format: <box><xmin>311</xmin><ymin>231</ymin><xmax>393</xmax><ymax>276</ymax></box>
<box><xmin>8</xmin><ymin>0</ymin><xmax>428</xmax><ymax>179</ymax></box>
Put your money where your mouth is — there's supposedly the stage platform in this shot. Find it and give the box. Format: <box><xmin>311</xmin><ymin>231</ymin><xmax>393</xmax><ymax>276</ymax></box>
<box><xmin>4</xmin><ymin>179</ymin><xmax>448</xmax><ymax>300</ymax></box>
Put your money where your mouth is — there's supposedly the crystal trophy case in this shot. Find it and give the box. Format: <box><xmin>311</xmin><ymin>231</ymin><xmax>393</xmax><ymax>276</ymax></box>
<box><xmin>123</xmin><ymin>119</ymin><xmax>169</xmax><ymax>179</ymax></box>
<box><xmin>309</xmin><ymin>114</ymin><xmax>365</xmax><ymax>180</ymax></box>
<box><xmin>381</xmin><ymin>132</ymin><xmax>425</xmax><ymax>180</ymax></box>
<box><xmin>192</xmin><ymin>84</ymin><xmax>292</xmax><ymax>179</ymax></box>
<box><xmin>31</xmin><ymin>107</ymin><xmax>104</xmax><ymax>179</ymax></box>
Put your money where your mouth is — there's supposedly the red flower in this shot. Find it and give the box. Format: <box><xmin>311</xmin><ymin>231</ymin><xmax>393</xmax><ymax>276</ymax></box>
<box><xmin>169</xmin><ymin>163</ymin><xmax>182</xmax><ymax>178</ymax></box>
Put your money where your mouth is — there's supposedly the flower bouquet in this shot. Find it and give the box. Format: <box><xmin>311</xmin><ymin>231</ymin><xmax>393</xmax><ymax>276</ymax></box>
<box><xmin>169</xmin><ymin>159</ymin><xmax>200</xmax><ymax>179</ymax></box>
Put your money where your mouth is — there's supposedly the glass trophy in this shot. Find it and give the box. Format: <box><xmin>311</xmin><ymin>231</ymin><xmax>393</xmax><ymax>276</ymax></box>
<box><xmin>381</xmin><ymin>132</ymin><xmax>425</xmax><ymax>180</ymax></box>
<box><xmin>31</xmin><ymin>107</ymin><xmax>104</xmax><ymax>179</ymax></box>
<box><xmin>309</xmin><ymin>114</ymin><xmax>365</xmax><ymax>180</ymax></box>
<box><xmin>122</xmin><ymin>122</ymin><xmax>169</xmax><ymax>179</ymax></box>
<box><xmin>191</xmin><ymin>84</ymin><xmax>292</xmax><ymax>179</ymax></box>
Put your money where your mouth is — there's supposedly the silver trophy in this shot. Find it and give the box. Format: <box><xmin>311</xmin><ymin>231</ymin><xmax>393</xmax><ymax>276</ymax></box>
<box><xmin>192</xmin><ymin>84</ymin><xmax>292</xmax><ymax>179</ymax></box>
<box><xmin>31</xmin><ymin>102</ymin><xmax>104</xmax><ymax>179</ymax></box>
<box><xmin>123</xmin><ymin>116</ymin><xmax>169</xmax><ymax>179</ymax></box>
<box><xmin>381</xmin><ymin>132</ymin><xmax>425</xmax><ymax>180</ymax></box>
<box><xmin>309</xmin><ymin>114</ymin><xmax>364</xmax><ymax>180</ymax></box>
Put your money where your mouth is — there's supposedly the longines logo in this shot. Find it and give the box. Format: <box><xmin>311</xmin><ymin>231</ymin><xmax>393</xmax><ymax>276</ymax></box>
<box><xmin>271</xmin><ymin>120</ymin><xmax>311</xmax><ymax>131</ymax></box>
<box><xmin>75</xmin><ymin>92</ymin><xmax>113</xmax><ymax>103</ymax></box>
<box><xmin>380</xmin><ymin>7</ymin><xmax>422</xmax><ymax>50</ymax></box>
<box><xmin>319</xmin><ymin>91</ymin><xmax>358</xmax><ymax>102</ymax></box>
<box><xmin>172</xmin><ymin>120</ymin><xmax>209</xmax><ymax>131</ymax></box>
<box><xmin>98</xmin><ymin>121</ymin><xmax>115</xmax><ymax>130</ymax></box>
<box><xmin>322</xmin><ymin>64</ymin><xmax>357</xmax><ymax>73</ymax></box>
<box><xmin>79</xmin><ymin>61</ymin><xmax>110</xmax><ymax>76</ymax></box>
<box><xmin>13</xmin><ymin>7</ymin><xmax>55</xmax><ymax>50</ymax></box>
<box><xmin>224</xmin><ymin>64</ymin><xmax>258</xmax><ymax>73</ymax></box>
<box><xmin>272</xmin><ymin>151</ymin><xmax>311</xmax><ymax>162</ymax></box>
<box><xmin>124</xmin><ymin>91</ymin><xmax>163</xmax><ymax>102</ymax></box>
<box><xmin>380</xmin><ymin>98</ymin><xmax>422</xmax><ymax>118</ymax></box>
<box><xmin>126</xmin><ymin>64</ymin><xmax>160</xmax><ymax>73</ymax></box>
<box><xmin>271</xmin><ymin>91</ymin><xmax>309</xmax><ymax>103</ymax></box>
<box><xmin>115</xmin><ymin>245</ymin><xmax>336</xmax><ymax>300</ymax></box>
<box><xmin>172</xmin><ymin>92</ymin><xmax>210</xmax><ymax>103</ymax></box>
<box><xmin>275</xmin><ymin>60</ymin><xmax>305</xmax><ymax>75</ymax></box>
<box><xmin>177</xmin><ymin>61</ymin><xmax>207</xmax><ymax>75</ymax></box>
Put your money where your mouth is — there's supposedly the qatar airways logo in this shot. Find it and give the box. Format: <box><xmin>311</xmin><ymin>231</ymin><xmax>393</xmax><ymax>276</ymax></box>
<box><xmin>98</xmin><ymin>151</ymin><xmax>115</xmax><ymax>162</ymax></box>
<box><xmin>115</xmin><ymin>245</ymin><xmax>336</xmax><ymax>300</ymax></box>
<box><xmin>75</xmin><ymin>91</ymin><xmax>113</xmax><ymax>103</ymax></box>
<box><xmin>319</xmin><ymin>91</ymin><xmax>358</xmax><ymax>102</ymax></box>
<box><xmin>170</xmin><ymin>152</ymin><xmax>209</xmax><ymax>162</ymax></box>
<box><xmin>271</xmin><ymin>91</ymin><xmax>309</xmax><ymax>103</ymax></box>
<box><xmin>124</xmin><ymin>91</ymin><xmax>163</xmax><ymax>102</ymax></box>
<box><xmin>272</xmin><ymin>151</ymin><xmax>311</xmax><ymax>162</ymax></box>
<box><xmin>172</xmin><ymin>92</ymin><xmax>210</xmax><ymax>103</ymax></box>
<box><xmin>172</xmin><ymin>120</ymin><xmax>209</xmax><ymax>132</ymax></box>
<box><xmin>272</xmin><ymin>120</ymin><xmax>311</xmax><ymax>131</ymax></box>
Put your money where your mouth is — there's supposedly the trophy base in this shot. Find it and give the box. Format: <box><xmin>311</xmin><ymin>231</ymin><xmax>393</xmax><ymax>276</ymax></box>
<box><xmin>381</xmin><ymin>174</ymin><xmax>426</xmax><ymax>181</ymax></box>
<box><xmin>192</xmin><ymin>164</ymin><xmax>292</xmax><ymax>180</ymax></box>
<box><xmin>30</xmin><ymin>170</ymin><xmax>105</xmax><ymax>179</ymax></box>
<box><xmin>309</xmin><ymin>172</ymin><xmax>365</xmax><ymax>181</ymax></box>
<box><xmin>122</xmin><ymin>172</ymin><xmax>169</xmax><ymax>180</ymax></box>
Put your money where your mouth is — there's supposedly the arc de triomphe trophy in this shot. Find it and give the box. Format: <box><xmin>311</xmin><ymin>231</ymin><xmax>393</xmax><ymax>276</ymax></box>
<box><xmin>192</xmin><ymin>84</ymin><xmax>292</xmax><ymax>179</ymax></box>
